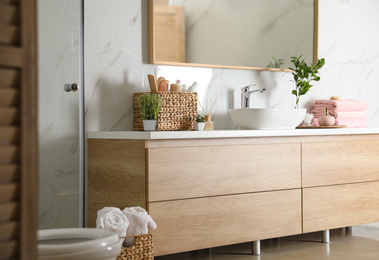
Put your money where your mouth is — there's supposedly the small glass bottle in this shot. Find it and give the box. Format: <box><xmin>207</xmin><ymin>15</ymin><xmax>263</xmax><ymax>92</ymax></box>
<box><xmin>204</xmin><ymin>115</ymin><xmax>214</xmax><ymax>131</ymax></box>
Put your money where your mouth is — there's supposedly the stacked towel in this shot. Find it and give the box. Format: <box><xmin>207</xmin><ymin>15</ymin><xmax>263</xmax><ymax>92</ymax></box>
<box><xmin>311</xmin><ymin>99</ymin><xmax>369</xmax><ymax>128</ymax></box>
<box><xmin>96</xmin><ymin>206</ymin><xmax>157</xmax><ymax>247</ymax></box>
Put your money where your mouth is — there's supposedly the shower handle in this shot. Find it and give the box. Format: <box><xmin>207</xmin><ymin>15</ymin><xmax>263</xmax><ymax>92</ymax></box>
<box><xmin>64</xmin><ymin>83</ymin><xmax>79</xmax><ymax>92</ymax></box>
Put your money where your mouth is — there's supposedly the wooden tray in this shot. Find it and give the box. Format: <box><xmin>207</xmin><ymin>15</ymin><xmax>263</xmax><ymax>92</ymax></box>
<box><xmin>296</xmin><ymin>125</ymin><xmax>346</xmax><ymax>129</ymax></box>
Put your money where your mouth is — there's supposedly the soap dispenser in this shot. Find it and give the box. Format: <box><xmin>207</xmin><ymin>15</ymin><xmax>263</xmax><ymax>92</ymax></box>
<box><xmin>318</xmin><ymin>108</ymin><xmax>335</xmax><ymax>126</ymax></box>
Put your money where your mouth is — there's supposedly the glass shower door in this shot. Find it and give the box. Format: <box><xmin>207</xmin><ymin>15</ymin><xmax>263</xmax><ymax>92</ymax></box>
<box><xmin>37</xmin><ymin>0</ymin><xmax>84</xmax><ymax>229</ymax></box>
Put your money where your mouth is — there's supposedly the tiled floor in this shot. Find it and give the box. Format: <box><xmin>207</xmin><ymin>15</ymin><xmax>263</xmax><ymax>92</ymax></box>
<box><xmin>156</xmin><ymin>223</ymin><xmax>379</xmax><ymax>260</ymax></box>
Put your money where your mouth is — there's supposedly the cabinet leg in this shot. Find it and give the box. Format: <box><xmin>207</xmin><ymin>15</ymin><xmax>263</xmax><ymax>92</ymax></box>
<box><xmin>322</xmin><ymin>230</ymin><xmax>330</xmax><ymax>243</ymax></box>
<box><xmin>252</xmin><ymin>240</ymin><xmax>261</xmax><ymax>255</ymax></box>
<box><xmin>345</xmin><ymin>226</ymin><xmax>352</xmax><ymax>234</ymax></box>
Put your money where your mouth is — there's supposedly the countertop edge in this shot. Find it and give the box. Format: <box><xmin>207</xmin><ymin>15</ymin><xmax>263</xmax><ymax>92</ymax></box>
<box><xmin>87</xmin><ymin>128</ymin><xmax>379</xmax><ymax>140</ymax></box>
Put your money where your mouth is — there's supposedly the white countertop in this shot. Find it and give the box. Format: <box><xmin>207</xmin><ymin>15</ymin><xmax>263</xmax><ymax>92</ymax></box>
<box><xmin>88</xmin><ymin>128</ymin><xmax>379</xmax><ymax>140</ymax></box>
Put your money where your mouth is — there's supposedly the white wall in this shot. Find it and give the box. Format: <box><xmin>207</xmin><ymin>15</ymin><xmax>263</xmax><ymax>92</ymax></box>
<box><xmin>85</xmin><ymin>0</ymin><xmax>379</xmax><ymax>131</ymax></box>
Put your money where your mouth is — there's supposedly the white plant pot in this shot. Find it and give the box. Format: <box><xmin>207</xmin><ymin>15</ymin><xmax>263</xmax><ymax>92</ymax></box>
<box><xmin>194</xmin><ymin>122</ymin><xmax>205</xmax><ymax>131</ymax></box>
<box><xmin>143</xmin><ymin>119</ymin><xmax>157</xmax><ymax>131</ymax></box>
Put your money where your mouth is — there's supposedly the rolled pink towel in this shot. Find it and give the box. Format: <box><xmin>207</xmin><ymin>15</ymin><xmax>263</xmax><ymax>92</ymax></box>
<box><xmin>311</xmin><ymin>108</ymin><xmax>368</xmax><ymax>119</ymax></box>
<box><xmin>313</xmin><ymin>99</ymin><xmax>368</xmax><ymax>111</ymax></box>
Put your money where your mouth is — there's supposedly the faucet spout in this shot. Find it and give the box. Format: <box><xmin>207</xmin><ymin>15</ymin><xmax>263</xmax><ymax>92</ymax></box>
<box><xmin>241</xmin><ymin>85</ymin><xmax>266</xmax><ymax>109</ymax></box>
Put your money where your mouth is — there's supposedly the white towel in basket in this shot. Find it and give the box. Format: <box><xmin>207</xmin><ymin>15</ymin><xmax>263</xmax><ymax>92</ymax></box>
<box><xmin>96</xmin><ymin>207</ymin><xmax>129</xmax><ymax>243</ymax></box>
<box><xmin>122</xmin><ymin>206</ymin><xmax>157</xmax><ymax>247</ymax></box>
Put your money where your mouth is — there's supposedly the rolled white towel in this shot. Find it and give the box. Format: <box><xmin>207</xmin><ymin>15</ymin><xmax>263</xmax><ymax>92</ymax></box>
<box><xmin>122</xmin><ymin>206</ymin><xmax>157</xmax><ymax>247</ymax></box>
<box><xmin>96</xmin><ymin>207</ymin><xmax>129</xmax><ymax>243</ymax></box>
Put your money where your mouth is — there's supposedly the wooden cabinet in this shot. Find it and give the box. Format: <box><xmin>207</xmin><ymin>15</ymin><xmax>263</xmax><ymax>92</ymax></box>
<box><xmin>302</xmin><ymin>139</ymin><xmax>379</xmax><ymax>187</ymax></box>
<box><xmin>88</xmin><ymin>134</ymin><xmax>379</xmax><ymax>256</ymax></box>
<box><xmin>302</xmin><ymin>136</ymin><xmax>379</xmax><ymax>233</ymax></box>
<box><xmin>88</xmin><ymin>137</ymin><xmax>302</xmax><ymax>256</ymax></box>
<box><xmin>150</xmin><ymin>189</ymin><xmax>301</xmax><ymax>256</ymax></box>
<box><xmin>148</xmin><ymin>143</ymin><xmax>301</xmax><ymax>201</ymax></box>
<box><xmin>303</xmin><ymin>181</ymin><xmax>379</xmax><ymax>233</ymax></box>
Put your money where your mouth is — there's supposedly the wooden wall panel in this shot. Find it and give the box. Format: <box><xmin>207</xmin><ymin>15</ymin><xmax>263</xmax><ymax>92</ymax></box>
<box><xmin>0</xmin><ymin>89</ymin><xmax>20</xmax><ymax>106</ymax></box>
<box><xmin>0</xmin><ymin>165</ymin><xmax>19</xmax><ymax>182</ymax></box>
<box><xmin>0</xmin><ymin>107</ymin><xmax>20</xmax><ymax>125</ymax></box>
<box><xmin>0</xmin><ymin>241</ymin><xmax>18</xmax><ymax>260</ymax></box>
<box><xmin>0</xmin><ymin>202</ymin><xmax>18</xmax><ymax>222</ymax></box>
<box><xmin>0</xmin><ymin>146</ymin><xmax>19</xmax><ymax>164</ymax></box>
<box><xmin>0</xmin><ymin>68</ymin><xmax>19</xmax><ymax>87</ymax></box>
<box><xmin>0</xmin><ymin>3</ymin><xmax>18</xmax><ymax>24</ymax></box>
<box><xmin>0</xmin><ymin>23</ymin><xmax>19</xmax><ymax>45</ymax></box>
<box><xmin>0</xmin><ymin>46</ymin><xmax>23</xmax><ymax>67</ymax></box>
<box><xmin>0</xmin><ymin>221</ymin><xmax>18</xmax><ymax>241</ymax></box>
<box><xmin>0</xmin><ymin>0</ymin><xmax>37</xmax><ymax>259</ymax></box>
<box><xmin>0</xmin><ymin>127</ymin><xmax>19</xmax><ymax>145</ymax></box>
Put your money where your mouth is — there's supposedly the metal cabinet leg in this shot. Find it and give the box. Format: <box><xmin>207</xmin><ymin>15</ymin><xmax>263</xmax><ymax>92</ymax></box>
<box><xmin>322</xmin><ymin>230</ymin><xmax>330</xmax><ymax>243</ymax></box>
<box><xmin>345</xmin><ymin>226</ymin><xmax>352</xmax><ymax>234</ymax></box>
<box><xmin>252</xmin><ymin>240</ymin><xmax>261</xmax><ymax>255</ymax></box>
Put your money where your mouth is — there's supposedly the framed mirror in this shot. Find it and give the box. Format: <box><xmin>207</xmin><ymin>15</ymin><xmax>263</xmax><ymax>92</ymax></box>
<box><xmin>148</xmin><ymin>0</ymin><xmax>318</xmax><ymax>72</ymax></box>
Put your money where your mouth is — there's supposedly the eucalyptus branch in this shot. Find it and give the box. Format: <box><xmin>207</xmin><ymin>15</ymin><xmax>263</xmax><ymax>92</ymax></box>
<box><xmin>289</xmin><ymin>55</ymin><xmax>325</xmax><ymax>106</ymax></box>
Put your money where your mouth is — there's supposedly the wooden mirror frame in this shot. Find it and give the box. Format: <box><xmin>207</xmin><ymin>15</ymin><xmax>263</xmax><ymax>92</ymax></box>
<box><xmin>148</xmin><ymin>0</ymin><xmax>319</xmax><ymax>72</ymax></box>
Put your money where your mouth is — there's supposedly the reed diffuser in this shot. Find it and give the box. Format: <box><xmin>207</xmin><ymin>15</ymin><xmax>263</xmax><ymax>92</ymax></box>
<box><xmin>198</xmin><ymin>98</ymin><xmax>217</xmax><ymax>131</ymax></box>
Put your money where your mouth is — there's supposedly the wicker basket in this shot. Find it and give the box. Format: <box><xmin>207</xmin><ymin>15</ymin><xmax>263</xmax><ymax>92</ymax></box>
<box><xmin>134</xmin><ymin>92</ymin><xmax>198</xmax><ymax>131</ymax></box>
<box><xmin>117</xmin><ymin>234</ymin><xmax>153</xmax><ymax>260</ymax></box>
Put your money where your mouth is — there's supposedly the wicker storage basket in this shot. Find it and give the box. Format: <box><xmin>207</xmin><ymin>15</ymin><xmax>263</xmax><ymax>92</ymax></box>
<box><xmin>117</xmin><ymin>234</ymin><xmax>153</xmax><ymax>260</ymax></box>
<box><xmin>134</xmin><ymin>92</ymin><xmax>198</xmax><ymax>131</ymax></box>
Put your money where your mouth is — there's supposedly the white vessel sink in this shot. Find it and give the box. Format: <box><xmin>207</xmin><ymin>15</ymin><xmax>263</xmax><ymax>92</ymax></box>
<box><xmin>229</xmin><ymin>108</ymin><xmax>306</xmax><ymax>130</ymax></box>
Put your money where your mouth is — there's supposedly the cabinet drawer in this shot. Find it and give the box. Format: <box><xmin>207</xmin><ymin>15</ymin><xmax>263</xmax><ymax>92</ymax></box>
<box><xmin>302</xmin><ymin>139</ymin><xmax>379</xmax><ymax>187</ymax></box>
<box><xmin>303</xmin><ymin>181</ymin><xmax>379</xmax><ymax>233</ymax></box>
<box><xmin>149</xmin><ymin>189</ymin><xmax>302</xmax><ymax>256</ymax></box>
<box><xmin>147</xmin><ymin>143</ymin><xmax>301</xmax><ymax>201</ymax></box>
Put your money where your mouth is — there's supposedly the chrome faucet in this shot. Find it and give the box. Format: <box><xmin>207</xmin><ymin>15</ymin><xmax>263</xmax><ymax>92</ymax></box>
<box><xmin>241</xmin><ymin>84</ymin><xmax>266</xmax><ymax>109</ymax></box>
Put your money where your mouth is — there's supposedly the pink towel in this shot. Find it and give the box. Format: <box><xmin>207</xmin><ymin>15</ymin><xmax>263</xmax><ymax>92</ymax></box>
<box><xmin>313</xmin><ymin>99</ymin><xmax>368</xmax><ymax>111</ymax></box>
<box><xmin>311</xmin><ymin>108</ymin><xmax>368</xmax><ymax>119</ymax></box>
<box><xmin>313</xmin><ymin>118</ymin><xmax>369</xmax><ymax>128</ymax></box>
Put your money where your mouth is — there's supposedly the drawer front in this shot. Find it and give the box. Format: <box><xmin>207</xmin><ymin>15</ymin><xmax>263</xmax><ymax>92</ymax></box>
<box><xmin>303</xmin><ymin>181</ymin><xmax>379</xmax><ymax>233</ymax></box>
<box><xmin>148</xmin><ymin>143</ymin><xmax>301</xmax><ymax>201</ymax></box>
<box><xmin>302</xmin><ymin>139</ymin><xmax>379</xmax><ymax>187</ymax></box>
<box><xmin>149</xmin><ymin>189</ymin><xmax>302</xmax><ymax>256</ymax></box>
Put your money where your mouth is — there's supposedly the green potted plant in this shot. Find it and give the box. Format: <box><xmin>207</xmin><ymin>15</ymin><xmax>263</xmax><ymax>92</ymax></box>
<box><xmin>137</xmin><ymin>93</ymin><xmax>162</xmax><ymax>131</ymax></box>
<box><xmin>194</xmin><ymin>114</ymin><xmax>205</xmax><ymax>131</ymax></box>
<box><xmin>289</xmin><ymin>55</ymin><xmax>325</xmax><ymax>107</ymax></box>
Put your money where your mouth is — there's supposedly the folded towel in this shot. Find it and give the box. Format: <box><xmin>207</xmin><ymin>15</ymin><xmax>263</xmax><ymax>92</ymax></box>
<box><xmin>335</xmin><ymin>118</ymin><xmax>370</xmax><ymax>128</ymax></box>
<box><xmin>313</xmin><ymin>99</ymin><xmax>368</xmax><ymax>111</ymax></box>
<box><xmin>311</xmin><ymin>108</ymin><xmax>368</xmax><ymax>119</ymax></box>
<box><xmin>96</xmin><ymin>207</ymin><xmax>129</xmax><ymax>243</ymax></box>
<box><xmin>122</xmin><ymin>206</ymin><xmax>157</xmax><ymax>247</ymax></box>
<box><xmin>313</xmin><ymin>118</ymin><xmax>369</xmax><ymax>128</ymax></box>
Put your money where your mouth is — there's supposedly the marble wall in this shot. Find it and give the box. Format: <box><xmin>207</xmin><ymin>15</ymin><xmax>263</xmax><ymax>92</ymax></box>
<box><xmin>85</xmin><ymin>0</ymin><xmax>379</xmax><ymax>131</ymax></box>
